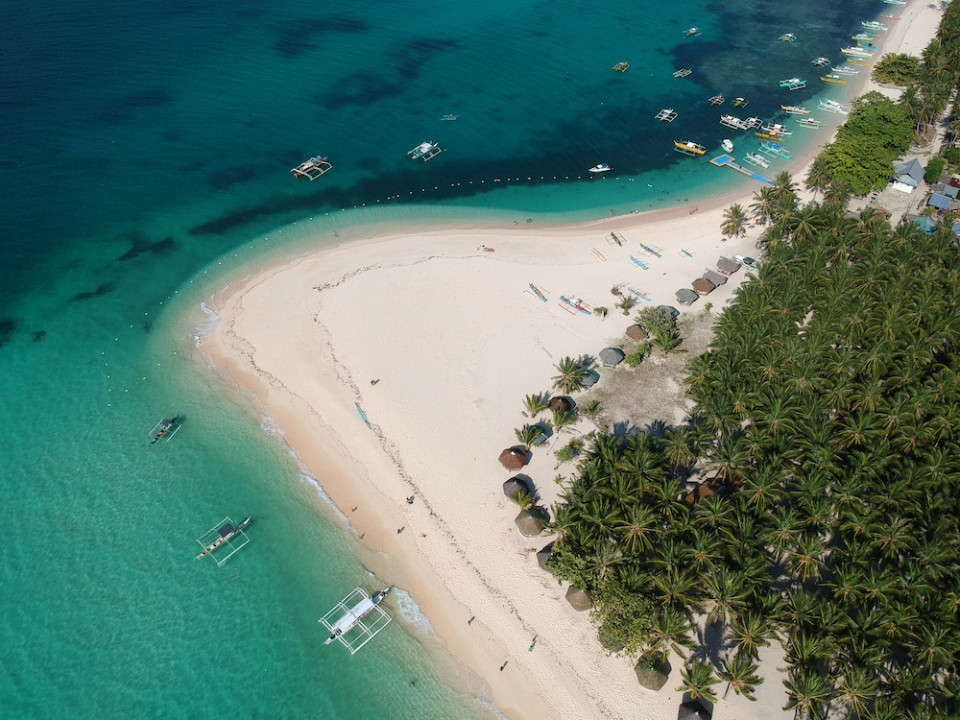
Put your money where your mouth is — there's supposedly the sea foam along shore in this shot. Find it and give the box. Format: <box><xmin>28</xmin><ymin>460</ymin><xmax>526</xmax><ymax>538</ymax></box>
<box><xmin>194</xmin><ymin>3</ymin><xmax>942</xmax><ymax>718</ymax></box>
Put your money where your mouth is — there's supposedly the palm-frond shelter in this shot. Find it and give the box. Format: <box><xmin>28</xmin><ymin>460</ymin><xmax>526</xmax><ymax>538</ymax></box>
<box><xmin>702</xmin><ymin>269</ymin><xmax>727</xmax><ymax>286</ymax></box>
<box><xmin>675</xmin><ymin>288</ymin><xmax>699</xmax><ymax>305</ymax></box>
<box><xmin>499</xmin><ymin>447</ymin><xmax>529</xmax><ymax>470</ymax></box>
<box><xmin>503</xmin><ymin>476</ymin><xmax>532</xmax><ymax>499</ymax></box>
<box><xmin>691</xmin><ymin>277</ymin><xmax>716</xmax><ymax>295</ymax></box>
<box><xmin>716</xmin><ymin>256</ymin><xmax>741</xmax><ymax>275</ymax></box>
<box><xmin>599</xmin><ymin>347</ymin><xmax>625</xmax><ymax>367</ymax></box>
<box><xmin>625</xmin><ymin>324</ymin><xmax>649</xmax><ymax>341</ymax></box>
<box><xmin>678</xmin><ymin>698</ymin><xmax>712</xmax><ymax>720</ymax></box>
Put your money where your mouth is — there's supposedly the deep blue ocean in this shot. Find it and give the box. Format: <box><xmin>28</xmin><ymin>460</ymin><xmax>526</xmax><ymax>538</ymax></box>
<box><xmin>0</xmin><ymin>0</ymin><xmax>881</xmax><ymax>717</ymax></box>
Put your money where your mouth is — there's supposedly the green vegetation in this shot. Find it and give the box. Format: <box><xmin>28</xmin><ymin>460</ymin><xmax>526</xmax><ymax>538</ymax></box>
<box><xmin>925</xmin><ymin>157</ymin><xmax>946</xmax><ymax>184</ymax></box>
<box><xmin>546</xmin><ymin>178</ymin><xmax>960</xmax><ymax>717</ymax></box>
<box><xmin>814</xmin><ymin>92</ymin><xmax>912</xmax><ymax>194</ymax></box>
<box><xmin>871</xmin><ymin>53</ymin><xmax>922</xmax><ymax>87</ymax></box>
<box><xmin>552</xmin><ymin>356</ymin><xmax>588</xmax><ymax>394</ymax></box>
<box><xmin>636</xmin><ymin>306</ymin><xmax>680</xmax><ymax>351</ymax></box>
<box><xmin>623</xmin><ymin>342</ymin><xmax>652</xmax><ymax>368</ymax></box>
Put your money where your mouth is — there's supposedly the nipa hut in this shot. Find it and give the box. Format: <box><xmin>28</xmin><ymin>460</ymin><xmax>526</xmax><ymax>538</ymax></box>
<box><xmin>498</xmin><ymin>447</ymin><xmax>529</xmax><ymax>470</ymax></box>
<box><xmin>691</xmin><ymin>277</ymin><xmax>716</xmax><ymax>296</ymax></box>
<box><xmin>515</xmin><ymin>509</ymin><xmax>545</xmax><ymax>537</ymax></box>
<box><xmin>703</xmin><ymin>269</ymin><xmax>727</xmax><ymax>286</ymax></box>
<box><xmin>716</xmin><ymin>256</ymin><xmax>741</xmax><ymax>275</ymax></box>
<box><xmin>599</xmin><ymin>347</ymin><xmax>625</xmax><ymax>367</ymax></box>
<box><xmin>548</xmin><ymin>396</ymin><xmax>573</xmax><ymax>413</ymax></box>
<box><xmin>625</xmin><ymin>324</ymin><xmax>649</xmax><ymax>341</ymax></box>
<box><xmin>678</xmin><ymin>698</ymin><xmax>712</xmax><ymax>720</ymax></box>
<box><xmin>675</xmin><ymin>288</ymin><xmax>699</xmax><ymax>305</ymax></box>
<box><xmin>502</xmin><ymin>476</ymin><xmax>532</xmax><ymax>499</ymax></box>
<box><xmin>536</xmin><ymin>542</ymin><xmax>555</xmax><ymax>572</ymax></box>
<box><xmin>565</xmin><ymin>585</ymin><xmax>593</xmax><ymax>611</ymax></box>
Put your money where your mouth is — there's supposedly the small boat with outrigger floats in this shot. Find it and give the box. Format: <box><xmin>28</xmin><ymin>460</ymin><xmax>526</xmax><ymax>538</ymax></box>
<box><xmin>674</xmin><ymin>139</ymin><xmax>706</xmax><ymax>156</ymax></box>
<box><xmin>320</xmin><ymin>587</ymin><xmax>393</xmax><ymax>654</ymax></box>
<box><xmin>149</xmin><ymin>415</ymin><xmax>181</xmax><ymax>444</ymax></box>
<box><xmin>196</xmin><ymin>517</ymin><xmax>252</xmax><ymax>566</ymax></box>
<box><xmin>781</xmin><ymin>104</ymin><xmax>810</xmax><ymax>115</ymax></box>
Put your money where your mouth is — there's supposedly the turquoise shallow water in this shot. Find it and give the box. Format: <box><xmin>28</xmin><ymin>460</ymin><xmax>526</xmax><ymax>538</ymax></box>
<box><xmin>1</xmin><ymin>0</ymin><xmax>880</xmax><ymax>717</ymax></box>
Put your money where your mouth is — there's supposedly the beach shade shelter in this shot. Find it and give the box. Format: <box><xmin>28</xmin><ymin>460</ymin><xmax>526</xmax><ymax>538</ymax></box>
<box><xmin>678</xmin><ymin>698</ymin><xmax>713</xmax><ymax>720</ymax></box>
<box><xmin>599</xmin><ymin>347</ymin><xmax>625</xmax><ymax>367</ymax></box>
<box><xmin>580</xmin><ymin>369</ymin><xmax>599</xmax><ymax>388</ymax></box>
<box><xmin>503</xmin><ymin>476</ymin><xmax>532</xmax><ymax>499</ymax></box>
<box><xmin>565</xmin><ymin>585</ymin><xmax>593</xmax><ymax>612</ymax></box>
<box><xmin>626</xmin><ymin>324</ymin><xmax>649</xmax><ymax>341</ymax></box>
<box><xmin>928</xmin><ymin>192</ymin><xmax>952</xmax><ymax>211</ymax></box>
<box><xmin>536</xmin><ymin>542</ymin><xmax>555</xmax><ymax>572</ymax></box>
<box><xmin>549</xmin><ymin>396</ymin><xmax>573</xmax><ymax>413</ymax></box>
<box><xmin>515</xmin><ymin>509</ymin><xmax>546</xmax><ymax>537</ymax></box>
<box><xmin>499</xmin><ymin>447</ymin><xmax>529</xmax><ymax>471</ymax></box>
<box><xmin>716</xmin><ymin>256</ymin><xmax>741</xmax><ymax>275</ymax></box>
<box><xmin>691</xmin><ymin>278</ymin><xmax>716</xmax><ymax>296</ymax></box>
<box><xmin>703</xmin><ymin>269</ymin><xmax>727</xmax><ymax>287</ymax></box>
<box><xmin>657</xmin><ymin>305</ymin><xmax>680</xmax><ymax>321</ymax></box>
<box><xmin>675</xmin><ymin>288</ymin><xmax>699</xmax><ymax>305</ymax></box>
<box><xmin>893</xmin><ymin>158</ymin><xmax>925</xmax><ymax>189</ymax></box>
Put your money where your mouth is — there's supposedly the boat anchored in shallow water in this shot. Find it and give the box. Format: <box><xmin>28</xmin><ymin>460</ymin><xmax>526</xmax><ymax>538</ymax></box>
<box><xmin>820</xmin><ymin>73</ymin><xmax>848</xmax><ymax>85</ymax></box>
<box><xmin>589</xmin><ymin>163</ymin><xmax>611</xmax><ymax>173</ymax></box>
<box><xmin>781</xmin><ymin>104</ymin><xmax>810</xmax><ymax>115</ymax></box>
<box><xmin>195</xmin><ymin>517</ymin><xmax>252</xmax><ymax>566</ymax></box>
<box><xmin>819</xmin><ymin>99</ymin><xmax>850</xmax><ymax>114</ymax></box>
<box><xmin>291</xmin><ymin>156</ymin><xmax>333</xmax><ymax>180</ymax></box>
<box><xmin>796</xmin><ymin>118</ymin><xmax>823</xmax><ymax>129</ymax></box>
<box><xmin>674</xmin><ymin>139</ymin><xmax>706</xmax><ymax>156</ymax></box>
<box><xmin>149</xmin><ymin>415</ymin><xmax>181</xmax><ymax>444</ymax></box>
<box><xmin>779</xmin><ymin>33</ymin><xmax>797</xmax><ymax>43</ymax></box>
<box><xmin>320</xmin><ymin>587</ymin><xmax>393</xmax><ymax>654</ymax></box>
<box><xmin>440</xmin><ymin>114</ymin><xmax>459</xmax><ymax>121</ymax></box>
<box><xmin>743</xmin><ymin>152</ymin><xmax>770</xmax><ymax>168</ymax></box>
<box><xmin>722</xmin><ymin>139</ymin><xmax>734</xmax><ymax>153</ymax></box>
<box><xmin>612</xmin><ymin>61</ymin><xmax>629</xmax><ymax>72</ymax></box>
<box><xmin>812</xmin><ymin>56</ymin><xmax>831</xmax><ymax>67</ymax></box>
<box><xmin>779</xmin><ymin>78</ymin><xmax>806</xmax><ymax>90</ymax></box>
<box><xmin>708</xmin><ymin>93</ymin><xmax>725</xmax><ymax>106</ymax></box>
<box><xmin>684</xmin><ymin>27</ymin><xmax>701</xmax><ymax>38</ymax></box>
<box><xmin>655</xmin><ymin>108</ymin><xmax>678</xmax><ymax>122</ymax></box>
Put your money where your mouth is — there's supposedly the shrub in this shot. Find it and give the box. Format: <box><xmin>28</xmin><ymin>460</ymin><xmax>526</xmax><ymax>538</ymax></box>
<box><xmin>925</xmin><ymin>157</ymin><xmax>946</xmax><ymax>184</ymax></box>
<box><xmin>624</xmin><ymin>342</ymin><xmax>652</xmax><ymax>368</ymax></box>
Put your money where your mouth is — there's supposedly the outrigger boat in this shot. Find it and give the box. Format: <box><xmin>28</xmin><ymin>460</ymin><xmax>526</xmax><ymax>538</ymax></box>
<box><xmin>760</xmin><ymin>141</ymin><xmax>791</xmax><ymax>159</ymax></box>
<box><xmin>440</xmin><ymin>114</ymin><xmax>459</xmax><ymax>121</ymax></box>
<box><xmin>655</xmin><ymin>108</ymin><xmax>678</xmax><ymax>122</ymax></box>
<box><xmin>852</xmin><ymin>33</ymin><xmax>876</xmax><ymax>44</ymax></box>
<box><xmin>796</xmin><ymin>118</ymin><xmax>822</xmax><ymax>129</ymax></box>
<box><xmin>196</xmin><ymin>517</ymin><xmax>252</xmax><ymax>565</ymax></box>
<box><xmin>612</xmin><ymin>61</ymin><xmax>629</xmax><ymax>72</ymax></box>
<box><xmin>408</xmin><ymin>141</ymin><xmax>442</xmax><ymax>162</ymax></box>
<box><xmin>842</xmin><ymin>46</ymin><xmax>874</xmax><ymax>58</ymax></box>
<box><xmin>832</xmin><ymin>65</ymin><xmax>861</xmax><ymax>75</ymax></box>
<box><xmin>320</xmin><ymin>588</ymin><xmax>393</xmax><ymax>654</ymax></box>
<box><xmin>779</xmin><ymin>33</ymin><xmax>797</xmax><ymax>43</ymax></box>
<box><xmin>819</xmin><ymin>99</ymin><xmax>850</xmax><ymax>114</ymax></box>
<box><xmin>743</xmin><ymin>152</ymin><xmax>770</xmax><ymax>168</ymax></box>
<box><xmin>684</xmin><ymin>27</ymin><xmax>702</xmax><ymax>38</ymax></box>
<box><xmin>821</xmin><ymin>74</ymin><xmax>848</xmax><ymax>85</ymax></box>
<box><xmin>862</xmin><ymin>20</ymin><xmax>887</xmax><ymax>31</ymax></box>
<box><xmin>589</xmin><ymin>163</ymin><xmax>611</xmax><ymax>173</ymax></box>
<box><xmin>673</xmin><ymin>68</ymin><xmax>693</xmax><ymax>78</ymax></box>
<box><xmin>812</xmin><ymin>57</ymin><xmax>831</xmax><ymax>67</ymax></box>
<box><xmin>781</xmin><ymin>104</ymin><xmax>811</xmax><ymax>115</ymax></box>
<box><xmin>149</xmin><ymin>415</ymin><xmax>181</xmax><ymax>444</ymax></box>
<box><xmin>708</xmin><ymin>94</ymin><xmax>725</xmax><ymax>106</ymax></box>
<box><xmin>732</xmin><ymin>97</ymin><xmax>749</xmax><ymax>108</ymax></box>
<box><xmin>756</xmin><ymin>123</ymin><xmax>791</xmax><ymax>140</ymax></box>
<box><xmin>674</xmin><ymin>139</ymin><xmax>706</xmax><ymax>156</ymax></box>
<box><xmin>291</xmin><ymin>156</ymin><xmax>332</xmax><ymax>180</ymax></box>
<box><xmin>720</xmin><ymin>114</ymin><xmax>749</xmax><ymax>130</ymax></box>
<box><xmin>779</xmin><ymin>78</ymin><xmax>806</xmax><ymax>90</ymax></box>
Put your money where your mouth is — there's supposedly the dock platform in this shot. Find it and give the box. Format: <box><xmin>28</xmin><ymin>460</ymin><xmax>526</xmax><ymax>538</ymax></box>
<box><xmin>710</xmin><ymin>155</ymin><xmax>772</xmax><ymax>184</ymax></box>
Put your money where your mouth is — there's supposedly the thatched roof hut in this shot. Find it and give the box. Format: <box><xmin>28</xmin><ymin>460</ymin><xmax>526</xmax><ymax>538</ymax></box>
<box><xmin>515</xmin><ymin>509</ymin><xmax>545</xmax><ymax>537</ymax></box>
<box><xmin>548</xmin><ymin>396</ymin><xmax>573</xmax><ymax>412</ymax></box>
<box><xmin>703</xmin><ymin>269</ymin><xmax>727</xmax><ymax>286</ymax></box>
<box><xmin>625</xmin><ymin>324</ymin><xmax>649</xmax><ymax>341</ymax></box>
<box><xmin>499</xmin><ymin>447</ymin><xmax>529</xmax><ymax>470</ymax></box>
<box><xmin>565</xmin><ymin>585</ymin><xmax>593</xmax><ymax>611</ymax></box>
<box><xmin>717</xmin><ymin>256</ymin><xmax>741</xmax><ymax>275</ymax></box>
<box><xmin>675</xmin><ymin>288</ymin><xmax>699</xmax><ymax>305</ymax></box>
<box><xmin>581</xmin><ymin>369</ymin><xmax>600</xmax><ymax>388</ymax></box>
<box><xmin>691</xmin><ymin>277</ymin><xmax>716</xmax><ymax>295</ymax></box>
<box><xmin>503</xmin><ymin>476</ymin><xmax>532</xmax><ymax>499</ymax></box>
<box><xmin>599</xmin><ymin>347</ymin><xmax>625</xmax><ymax>367</ymax></box>
<box><xmin>536</xmin><ymin>542</ymin><xmax>555</xmax><ymax>572</ymax></box>
<box><xmin>678</xmin><ymin>697</ymin><xmax>712</xmax><ymax>720</ymax></box>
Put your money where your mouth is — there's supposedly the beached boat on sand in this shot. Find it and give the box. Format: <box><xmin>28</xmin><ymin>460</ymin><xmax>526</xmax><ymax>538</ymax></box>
<box><xmin>674</xmin><ymin>140</ymin><xmax>706</xmax><ymax>156</ymax></box>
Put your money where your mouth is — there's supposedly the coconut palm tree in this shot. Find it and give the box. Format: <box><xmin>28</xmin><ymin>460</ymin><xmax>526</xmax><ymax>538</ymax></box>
<box><xmin>721</xmin><ymin>203</ymin><xmax>749</xmax><ymax>240</ymax></box>
<box><xmin>749</xmin><ymin>186</ymin><xmax>776</xmax><ymax>225</ymax></box>
<box><xmin>523</xmin><ymin>393</ymin><xmax>549</xmax><ymax>417</ymax></box>
<box><xmin>719</xmin><ymin>651</ymin><xmax>763</xmax><ymax>701</ymax></box>
<box><xmin>515</xmin><ymin>424</ymin><xmax>542</xmax><ymax>450</ymax></box>
<box><xmin>804</xmin><ymin>158</ymin><xmax>830</xmax><ymax>200</ymax></box>
<box><xmin>552</xmin><ymin>408</ymin><xmax>577</xmax><ymax>434</ymax></box>
<box><xmin>678</xmin><ymin>660</ymin><xmax>719</xmax><ymax>703</ymax></box>
<box><xmin>783</xmin><ymin>669</ymin><xmax>834</xmax><ymax>720</ymax></box>
<box><xmin>510</xmin><ymin>490</ymin><xmax>535</xmax><ymax>511</ymax></box>
<box><xmin>551</xmin><ymin>357</ymin><xmax>587</xmax><ymax>394</ymax></box>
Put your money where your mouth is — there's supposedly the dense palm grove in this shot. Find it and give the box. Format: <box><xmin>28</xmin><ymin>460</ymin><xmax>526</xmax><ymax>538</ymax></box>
<box><xmin>547</xmin><ymin>174</ymin><xmax>960</xmax><ymax>719</ymax></box>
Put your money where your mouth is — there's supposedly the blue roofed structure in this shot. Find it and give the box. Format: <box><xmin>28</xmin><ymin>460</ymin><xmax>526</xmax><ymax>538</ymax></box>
<box><xmin>928</xmin><ymin>193</ymin><xmax>952</xmax><ymax>210</ymax></box>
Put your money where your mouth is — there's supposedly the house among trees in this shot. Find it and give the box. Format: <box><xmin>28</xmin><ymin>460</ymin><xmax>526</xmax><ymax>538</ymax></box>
<box><xmin>891</xmin><ymin>158</ymin><xmax>925</xmax><ymax>192</ymax></box>
<box><xmin>927</xmin><ymin>192</ymin><xmax>954</xmax><ymax>211</ymax></box>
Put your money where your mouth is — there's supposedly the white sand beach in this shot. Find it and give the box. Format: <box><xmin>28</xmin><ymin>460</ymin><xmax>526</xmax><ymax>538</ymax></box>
<box><xmin>197</xmin><ymin>3</ymin><xmax>942</xmax><ymax>718</ymax></box>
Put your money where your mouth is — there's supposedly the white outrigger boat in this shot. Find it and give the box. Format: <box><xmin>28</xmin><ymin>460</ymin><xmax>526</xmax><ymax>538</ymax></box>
<box><xmin>812</xmin><ymin>57</ymin><xmax>831</xmax><ymax>67</ymax></box>
<box><xmin>819</xmin><ymin>99</ymin><xmax>850</xmax><ymax>114</ymax></box>
<box><xmin>743</xmin><ymin>152</ymin><xmax>770</xmax><ymax>169</ymax></box>
<box><xmin>796</xmin><ymin>118</ymin><xmax>822</xmax><ymax>129</ymax></box>
<box><xmin>655</xmin><ymin>108</ymin><xmax>678</xmax><ymax>122</ymax></box>
<box><xmin>149</xmin><ymin>415</ymin><xmax>181</xmax><ymax>444</ymax></box>
<box><xmin>779</xmin><ymin>78</ymin><xmax>806</xmax><ymax>90</ymax></box>
<box><xmin>720</xmin><ymin>114</ymin><xmax>749</xmax><ymax>130</ymax></box>
<box><xmin>862</xmin><ymin>20</ymin><xmax>887</xmax><ymax>31</ymax></box>
<box><xmin>291</xmin><ymin>156</ymin><xmax>332</xmax><ymax>180</ymax></box>
<box><xmin>195</xmin><ymin>517</ymin><xmax>252</xmax><ymax>566</ymax></box>
<box><xmin>832</xmin><ymin>65</ymin><xmax>861</xmax><ymax>75</ymax></box>
<box><xmin>320</xmin><ymin>587</ymin><xmax>393</xmax><ymax>654</ymax></box>
<box><xmin>408</xmin><ymin>141</ymin><xmax>442</xmax><ymax>162</ymax></box>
